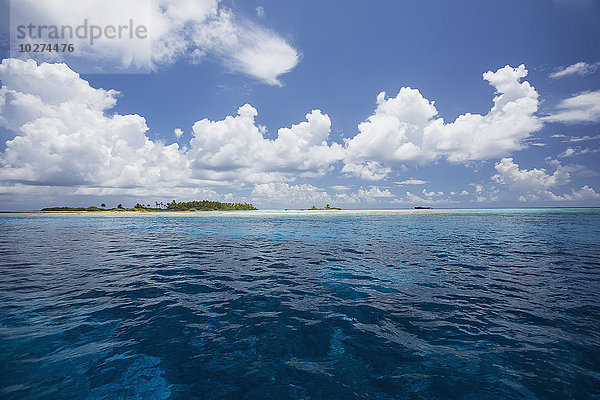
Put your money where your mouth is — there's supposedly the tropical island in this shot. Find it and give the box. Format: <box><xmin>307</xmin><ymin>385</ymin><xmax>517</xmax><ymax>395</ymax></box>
<box><xmin>288</xmin><ymin>204</ymin><xmax>342</xmax><ymax>211</ymax></box>
<box><xmin>41</xmin><ymin>200</ymin><xmax>257</xmax><ymax>212</ymax></box>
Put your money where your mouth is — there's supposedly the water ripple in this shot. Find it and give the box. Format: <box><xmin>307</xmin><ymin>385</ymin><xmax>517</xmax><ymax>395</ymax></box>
<box><xmin>0</xmin><ymin>210</ymin><xmax>599</xmax><ymax>399</ymax></box>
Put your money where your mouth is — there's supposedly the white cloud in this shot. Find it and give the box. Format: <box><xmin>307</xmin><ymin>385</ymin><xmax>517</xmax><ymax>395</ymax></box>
<box><xmin>188</xmin><ymin>105</ymin><xmax>344</xmax><ymax>183</ymax></box>
<box><xmin>493</xmin><ymin>157</ymin><xmax>570</xmax><ymax>190</ymax></box>
<box><xmin>0</xmin><ymin>59</ymin><xmax>118</xmax><ymax>131</ymax></box>
<box><xmin>189</xmin><ymin>9</ymin><xmax>299</xmax><ymax>85</ymax></box>
<box><xmin>0</xmin><ymin>61</ymin><xmax>550</xmax><ymax>200</ymax></box>
<box><xmin>10</xmin><ymin>0</ymin><xmax>299</xmax><ymax>84</ymax></box>
<box><xmin>391</xmin><ymin>191</ymin><xmax>456</xmax><ymax>205</ymax></box>
<box><xmin>0</xmin><ymin>59</ymin><xmax>191</xmax><ymax>190</ymax></box>
<box><xmin>492</xmin><ymin>157</ymin><xmax>599</xmax><ymax>202</ymax></box>
<box><xmin>548</xmin><ymin>185</ymin><xmax>600</xmax><ymax>201</ymax></box>
<box><xmin>256</xmin><ymin>6</ymin><xmax>265</xmax><ymax>17</ymax></box>
<box><xmin>341</xmin><ymin>161</ymin><xmax>391</xmax><ymax>180</ymax></box>
<box><xmin>330</xmin><ymin>185</ymin><xmax>351</xmax><ymax>191</ymax></box>
<box><xmin>395</xmin><ymin>179</ymin><xmax>429</xmax><ymax>185</ymax></box>
<box><xmin>2</xmin><ymin>59</ymin><xmax>597</xmax><ymax>209</ymax></box>
<box><xmin>250</xmin><ymin>183</ymin><xmax>393</xmax><ymax>207</ymax></box>
<box><xmin>472</xmin><ymin>184</ymin><xmax>484</xmax><ymax>195</ymax></box>
<box><xmin>467</xmin><ymin>183</ymin><xmax>500</xmax><ymax>203</ymax></box>
<box><xmin>559</xmin><ymin>134</ymin><xmax>600</xmax><ymax>142</ymax></box>
<box><xmin>344</xmin><ymin>87</ymin><xmax>438</xmax><ymax>164</ymax></box>
<box><xmin>554</xmin><ymin>162</ymin><xmax>599</xmax><ymax>177</ymax></box>
<box><xmin>174</xmin><ymin>128</ymin><xmax>184</xmax><ymax>138</ymax></box>
<box><xmin>344</xmin><ymin>64</ymin><xmax>541</xmax><ymax>167</ymax></box>
<box><xmin>0</xmin><ymin>59</ymin><xmax>341</xmax><ymax>196</ymax></box>
<box><xmin>549</xmin><ymin>61</ymin><xmax>600</xmax><ymax>79</ymax></box>
<box><xmin>543</xmin><ymin>91</ymin><xmax>600</xmax><ymax>123</ymax></box>
<box><xmin>72</xmin><ymin>185</ymin><xmax>223</xmax><ymax>200</ymax></box>
<box><xmin>10</xmin><ymin>0</ymin><xmax>153</xmax><ymax>72</ymax></box>
<box><xmin>560</xmin><ymin>147</ymin><xmax>576</xmax><ymax>157</ymax></box>
<box><xmin>251</xmin><ymin>182</ymin><xmax>331</xmax><ymax>207</ymax></box>
<box><xmin>558</xmin><ymin>146</ymin><xmax>598</xmax><ymax>158</ymax></box>
<box><xmin>550</xmin><ymin>134</ymin><xmax>600</xmax><ymax>142</ymax></box>
<box><xmin>334</xmin><ymin>186</ymin><xmax>393</xmax><ymax>204</ymax></box>
<box><xmin>426</xmin><ymin>65</ymin><xmax>541</xmax><ymax>162</ymax></box>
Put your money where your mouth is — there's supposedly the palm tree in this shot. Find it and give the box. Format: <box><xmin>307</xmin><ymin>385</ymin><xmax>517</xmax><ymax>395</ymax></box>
<box><xmin>101</xmin><ymin>203</ymin><xmax>106</xmax><ymax>208</ymax></box>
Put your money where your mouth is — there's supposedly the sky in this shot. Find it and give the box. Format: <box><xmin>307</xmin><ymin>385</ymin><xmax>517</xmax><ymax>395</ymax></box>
<box><xmin>0</xmin><ymin>0</ymin><xmax>599</xmax><ymax>210</ymax></box>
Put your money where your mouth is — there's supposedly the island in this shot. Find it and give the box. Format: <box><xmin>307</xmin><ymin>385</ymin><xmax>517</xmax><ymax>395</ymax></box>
<box><xmin>295</xmin><ymin>204</ymin><xmax>342</xmax><ymax>211</ymax></box>
<box><xmin>41</xmin><ymin>200</ymin><xmax>257</xmax><ymax>212</ymax></box>
<box><xmin>40</xmin><ymin>201</ymin><xmax>345</xmax><ymax>212</ymax></box>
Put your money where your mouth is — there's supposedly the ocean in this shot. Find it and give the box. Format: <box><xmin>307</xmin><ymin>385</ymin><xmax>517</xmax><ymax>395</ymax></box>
<box><xmin>0</xmin><ymin>209</ymin><xmax>599</xmax><ymax>399</ymax></box>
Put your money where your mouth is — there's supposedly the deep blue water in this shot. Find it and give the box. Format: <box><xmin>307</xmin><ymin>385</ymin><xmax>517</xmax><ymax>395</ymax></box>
<box><xmin>0</xmin><ymin>209</ymin><xmax>599</xmax><ymax>399</ymax></box>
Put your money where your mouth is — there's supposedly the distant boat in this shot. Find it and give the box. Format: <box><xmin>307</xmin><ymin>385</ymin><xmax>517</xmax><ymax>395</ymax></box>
<box><xmin>414</xmin><ymin>205</ymin><xmax>432</xmax><ymax>209</ymax></box>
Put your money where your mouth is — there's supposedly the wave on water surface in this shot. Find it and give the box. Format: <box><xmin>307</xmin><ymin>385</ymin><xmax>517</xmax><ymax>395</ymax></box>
<box><xmin>0</xmin><ymin>210</ymin><xmax>599</xmax><ymax>399</ymax></box>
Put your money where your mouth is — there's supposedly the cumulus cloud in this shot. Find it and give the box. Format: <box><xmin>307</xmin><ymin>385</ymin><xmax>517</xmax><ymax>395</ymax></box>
<box><xmin>250</xmin><ymin>183</ymin><xmax>393</xmax><ymax>207</ymax></box>
<box><xmin>10</xmin><ymin>0</ymin><xmax>153</xmax><ymax>72</ymax></box>
<box><xmin>391</xmin><ymin>191</ymin><xmax>456</xmax><ymax>205</ymax></box>
<box><xmin>543</xmin><ymin>91</ymin><xmax>600</xmax><ymax>123</ymax></box>
<box><xmin>344</xmin><ymin>87</ymin><xmax>438</xmax><ymax>164</ymax></box>
<box><xmin>549</xmin><ymin>61</ymin><xmax>600</xmax><ymax>79</ymax></box>
<box><xmin>0</xmin><ymin>59</ymin><xmax>191</xmax><ymax>190</ymax></box>
<box><xmin>251</xmin><ymin>182</ymin><xmax>331</xmax><ymax>207</ymax></box>
<box><xmin>0</xmin><ymin>59</ymin><xmax>340</xmax><ymax>195</ymax></box>
<box><xmin>0</xmin><ymin>60</ymin><xmax>550</xmax><ymax>200</ymax></box>
<box><xmin>188</xmin><ymin>106</ymin><xmax>344</xmax><ymax>183</ymax></box>
<box><xmin>344</xmin><ymin>64</ymin><xmax>541</xmax><ymax>167</ymax></box>
<box><xmin>10</xmin><ymin>0</ymin><xmax>299</xmax><ymax>84</ymax></box>
<box><xmin>547</xmin><ymin>185</ymin><xmax>600</xmax><ymax>201</ymax></box>
<box><xmin>2</xmin><ymin>59</ymin><xmax>597</xmax><ymax>209</ymax></box>
<box><xmin>341</xmin><ymin>161</ymin><xmax>391</xmax><ymax>180</ymax></box>
<box><xmin>72</xmin><ymin>185</ymin><xmax>223</xmax><ymax>200</ymax></box>
<box><xmin>466</xmin><ymin>183</ymin><xmax>500</xmax><ymax>203</ymax></box>
<box><xmin>551</xmin><ymin>162</ymin><xmax>599</xmax><ymax>177</ymax></box>
<box><xmin>492</xmin><ymin>157</ymin><xmax>599</xmax><ymax>202</ymax></box>
<box><xmin>493</xmin><ymin>157</ymin><xmax>570</xmax><ymax>190</ymax></box>
<box><xmin>334</xmin><ymin>186</ymin><xmax>393</xmax><ymax>204</ymax></box>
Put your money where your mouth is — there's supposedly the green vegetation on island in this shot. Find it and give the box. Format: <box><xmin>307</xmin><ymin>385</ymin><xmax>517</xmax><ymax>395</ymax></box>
<box><xmin>41</xmin><ymin>200</ymin><xmax>257</xmax><ymax>212</ymax></box>
<box><xmin>162</xmin><ymin>200</ymin><xmax>257</xmax><ymax>211</ymax></box>
<box><xmin>41</xmin><ymin>206</ymin><xmax>106</xmax><ymax>212</ymax></box>
<box><xmin>297</xmin><ymin>204</ymin><xmax>341</xmax><ymax>211</ymax></box>
<box><xmin>40</xmin><ymin>201</ymin><xmax>342</xmax><ymax>212</ymax></box>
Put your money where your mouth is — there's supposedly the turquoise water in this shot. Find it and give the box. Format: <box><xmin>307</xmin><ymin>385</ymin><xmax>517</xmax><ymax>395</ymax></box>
<box><xmin>0</xmin><ymin>209</ymin><xmax>599</xmax><ymax>399</ymax></box>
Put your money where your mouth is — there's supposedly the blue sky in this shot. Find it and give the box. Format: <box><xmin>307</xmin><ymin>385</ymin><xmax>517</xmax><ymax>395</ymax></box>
<box><xmin>0</xmin><ymin>0</ymin><xmax>599</xmax><ymax>210</ymax></box>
